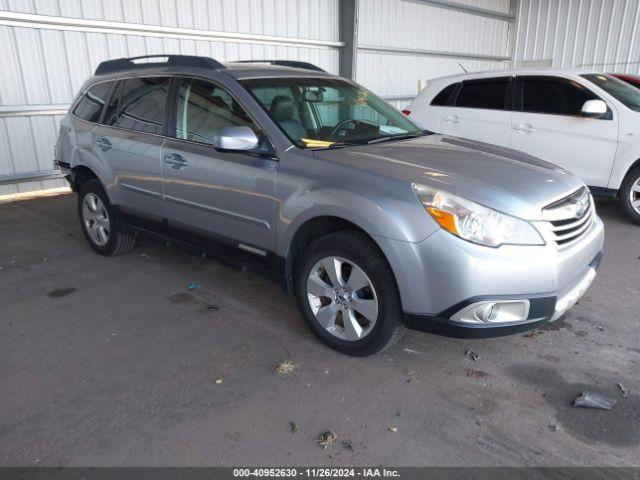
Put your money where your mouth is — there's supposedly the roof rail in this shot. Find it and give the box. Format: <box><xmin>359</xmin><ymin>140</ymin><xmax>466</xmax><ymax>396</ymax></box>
<box><xmin>234</xmin><ymin>60</ymin><xmax>326</xmax><ymax>72</ymax></box>
<box><xmin>95</xmin><ymin>55</ymin><xmax>225</xmax><ymax>75</ymax></box>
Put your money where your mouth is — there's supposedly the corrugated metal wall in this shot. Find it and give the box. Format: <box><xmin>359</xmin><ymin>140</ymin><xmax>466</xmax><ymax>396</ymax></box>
<box><xmin>356</xmin><ymin>0</ymin><xmax>513</xmax><ymax>108</ymax></box>
<box><xmin>0</xmin><ymin>0</ymin><xmax>340</xmax><ymax>195</ymax></box>
<box><xmin>513</xmin><ymin>0</ymin><xmax>640</xmax><ymax>73</ymax></box>
<box><xmin>5</xmin><ymin>0</ymin><xmax>637</xmax><ymax>195</ymax></box>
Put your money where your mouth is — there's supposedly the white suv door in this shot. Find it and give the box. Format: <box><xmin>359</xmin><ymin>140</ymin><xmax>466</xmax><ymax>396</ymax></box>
<box><xmin>510</xmin><ymin>76</ymin><xmax>618</xmax><ymax>187</ymax></box>
<box><xmin>439</xmin><ymin>77</ymin><xmax>513</xmax><ymax>147</ymax></box>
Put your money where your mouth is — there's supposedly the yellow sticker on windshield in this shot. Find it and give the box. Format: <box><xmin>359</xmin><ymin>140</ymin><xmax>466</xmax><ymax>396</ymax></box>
<box><xmin>301</xmin><ymin>138</ymin><xmax>335</xmax><ymax>148</ymax></box>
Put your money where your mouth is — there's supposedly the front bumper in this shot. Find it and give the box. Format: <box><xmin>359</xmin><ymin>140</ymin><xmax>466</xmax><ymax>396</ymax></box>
<box><xmin>403</xmin><ymin>251</ymin><xmax>601</xmax><ymax>338</ymax></box>
<box><xmin>374</xmin><ymin>213</ymin><xmax>604</xmax><ymax>338</ymax></box>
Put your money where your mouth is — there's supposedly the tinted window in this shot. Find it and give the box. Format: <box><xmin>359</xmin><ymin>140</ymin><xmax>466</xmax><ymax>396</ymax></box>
<box><xmin>73</xmin><ymin>82</ymin><xmax>114</xmax><ymax>123</ymax></box>
<box><xmin>582</xmin><ymin>74</ymin><xmax>640</xmax><ymax>112</ymax></box>
<box><xmin>430</xmin><ymin>83</ymin><xmax>458</xmax><ymax>106</ymax></box>
<box><xmin>103</xmin><ymin>77</ymin><xmax>169</xmax><ymax>134</ymax></box>
<box><xmin>175</xmin><ymin>78</ymin><xmax>256</xmax><ymax>145</ymax></box>
<box><xmin>456</xmin><ymin>79</ymin><xmax>509</xmax><ymax>110</ymax></box>
<box><xmin>521</xmin><ymin>77</ymin><xmax>598</xmax><ymax>115</ymax></box>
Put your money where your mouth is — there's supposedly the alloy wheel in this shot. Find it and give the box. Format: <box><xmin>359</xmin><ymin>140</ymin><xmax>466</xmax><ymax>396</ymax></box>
<box><xmin>630</xmin><ymin>175</ymin><xmax>640</xmax><ymax>215</ymax></box>
<box><xmin>82</xmin><ymin>193</ymin><xmax>110</xmax><ymax>246</ymax></box>
<box><xmin>306</xmin><ymin>256</ymin><xmax>379</xmax><ymax>341</ymax></box>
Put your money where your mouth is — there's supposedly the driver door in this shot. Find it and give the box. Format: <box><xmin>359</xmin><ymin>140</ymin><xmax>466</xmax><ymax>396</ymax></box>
<box><xmin>161</xmin><ymin>77</ymin><xmax>278</xmax><ymax>255</ymax></box>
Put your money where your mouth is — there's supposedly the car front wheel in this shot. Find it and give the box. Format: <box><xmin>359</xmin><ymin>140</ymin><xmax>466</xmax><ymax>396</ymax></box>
<box><xmin>620</xmin><ymin>166</ymin><xmax>640</xmax><ymax>225</ymax></box>
<box><xmin>295</xmin><ymin>231</ymin><xmax>404</xmax><ymax>356</ymax></box>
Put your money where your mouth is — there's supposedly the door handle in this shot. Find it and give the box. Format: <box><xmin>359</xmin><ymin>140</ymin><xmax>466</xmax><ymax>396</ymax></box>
<box><xmin>443</xmin><ymin>115</ymin><xmax>460</xmax><ymax>124</ymax></box>
<box><xmin>513</xmin><ymin>123</ymin><xmax>535</xmax><ymax>133</ymax></box>
<box><xmin>164</xmin><ymin>153</ymin><xmax>187</xmax><ymax>169</ymax></box>
<box><xmin>95</xmin><ymin>137</ymin><xmax>112</xmax><ymax>151</ymax></box>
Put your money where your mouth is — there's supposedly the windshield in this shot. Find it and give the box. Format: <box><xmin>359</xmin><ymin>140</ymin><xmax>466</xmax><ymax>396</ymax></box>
<box><xmin>582</xmin><ymin>74</ymin><xmax>640</xmax><ymax>112</ymax></box>
<box><xmin>240</xmin><ymin>78</ymin><xmax>424</xmax><ymax>148</ymax></box>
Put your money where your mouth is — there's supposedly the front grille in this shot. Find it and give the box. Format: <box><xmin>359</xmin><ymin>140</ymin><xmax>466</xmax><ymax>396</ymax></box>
<box><xmin>543</xmin><ymin>187</ymin><xmax>594</xmax><ymax>246</ymax></box>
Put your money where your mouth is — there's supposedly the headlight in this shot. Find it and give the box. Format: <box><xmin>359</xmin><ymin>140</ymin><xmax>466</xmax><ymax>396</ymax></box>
<box><xmin>412</xmin><ymin>183</ymin><xmax>544</xmax><ymax>247</ymax></box>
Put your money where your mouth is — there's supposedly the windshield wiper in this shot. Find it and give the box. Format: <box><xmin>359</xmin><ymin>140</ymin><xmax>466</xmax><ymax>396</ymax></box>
<box><xmin>367</xmin><ymin>132</ymin><xmax>426</xmax><ymax>145</ymax></box>
<box><xmin>365</xmin><ymin>130</ymin><xmax>432</xmax><ymax>145</ymax></box>
<box><xmin>327</xmin><ymin>141</ymin><xmax>365</xmax><ymax>149</ymax></box>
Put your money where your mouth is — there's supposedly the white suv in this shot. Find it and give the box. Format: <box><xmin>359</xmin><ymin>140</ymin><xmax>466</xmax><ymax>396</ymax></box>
<box><xmin>405</xmin><ymin>70</ymin><xmax>640</xmax><ymax>224</ymax></box>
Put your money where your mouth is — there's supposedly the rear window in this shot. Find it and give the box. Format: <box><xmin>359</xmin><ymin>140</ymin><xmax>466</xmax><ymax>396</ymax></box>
<box><xmin>103</xmin><ymin>77</ymin><xmax>170</xmax><ymax>134</ymax></box>
<box><xmin>456</xmin><ymin>78</ymin><xmax>510</xmax><ymax>110</ymax></box>
<box><xmin>430</xmin><ymin>83</ymin><xmax>459</xmax><ymax>106</ymax></box>
<box><xmin>73</xmin><ymin>82</ymin><xmax>114</xmax><ymax>123</ymax></box>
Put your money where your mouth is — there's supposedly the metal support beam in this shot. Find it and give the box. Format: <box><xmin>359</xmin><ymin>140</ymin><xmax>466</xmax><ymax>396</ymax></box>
<box><xmin>383</xmin><ymin>95</ymin><xmax>416</xmax><ymax>101</ymax></box>
<box><xmin>0</xmin><ymin>10</ymin><xmax>344</xmax><ymax>49</ymax></box>
<box><xmin>406</xmin><ymin>0</ymin><xmax>515</xmax><ymax>21</ymax></box>
<box><xmin>0</xmin><ymin>170</ymin><xmax>65</xmax><ymax>187</ymax></box>
<box><xmin>338</xmin><ymin>0</ymin><xmax>359</xmax><ymax>80</ymax></box>
<box><xmin>359</xmin><ymin>44</ymin><xmax>511</xmax><ymax>62</ymax></box>
<box><xmin>0</xmin><ymin>104</ymin><xmax>69</xmax><ymax>117</ymax></box>
<box><xmin>506</xmin><ymin>0</ymin><xmax>520</xmax><ymax>68</ymax></box>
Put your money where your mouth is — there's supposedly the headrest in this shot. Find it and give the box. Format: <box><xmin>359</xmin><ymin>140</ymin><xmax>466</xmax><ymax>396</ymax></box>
<box><xmin>270</xmin><ymin>95</ymin><xmax>295</xmax><ymax>121</ymax></box>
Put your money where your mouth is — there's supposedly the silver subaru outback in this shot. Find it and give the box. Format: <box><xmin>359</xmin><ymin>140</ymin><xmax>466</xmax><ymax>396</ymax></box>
<box><xmin>55</xmin><ymin>55</ymin><xmax>604</xmax><ymax>356</ymax></box>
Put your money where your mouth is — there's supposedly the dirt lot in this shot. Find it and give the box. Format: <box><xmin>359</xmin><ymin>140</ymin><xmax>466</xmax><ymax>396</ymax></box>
<box><xmin>0</xmin><ymin>194</ymin><xmax>638</xmax><ymax>466</ymax></box>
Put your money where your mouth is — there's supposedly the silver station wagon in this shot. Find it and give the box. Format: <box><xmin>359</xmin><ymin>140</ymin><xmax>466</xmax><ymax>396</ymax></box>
<box><xmin>55</xmin><ymin>55</ymin><xmax>604</xmax><ymax>356</ymax></box>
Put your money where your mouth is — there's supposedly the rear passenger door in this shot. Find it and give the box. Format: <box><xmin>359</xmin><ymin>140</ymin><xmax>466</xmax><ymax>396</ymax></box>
<box><xmin>441</xmin><ymin>77</ymin><xmax>513</xmax><ymax>147</ymax></box>
<box><xmin>97</xmin><ymin>77</ymin><xmax>170</xmax><ymax>222</ymax></box>
<box><xmin>161</xmin><ymin>77</ymin><xmax>278</xmax><ymax>256</ymax></box>
<box><xmin>510</xmin><ymin>76</ymin><xmax>618</xmax><ymax>187</ymax></box>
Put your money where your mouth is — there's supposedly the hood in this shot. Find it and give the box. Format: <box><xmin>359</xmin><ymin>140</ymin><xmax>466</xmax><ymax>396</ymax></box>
<box><xmin>313</xmin><ymin>135</ymin><xmax>585</xmax><ymax>221</ymax></box>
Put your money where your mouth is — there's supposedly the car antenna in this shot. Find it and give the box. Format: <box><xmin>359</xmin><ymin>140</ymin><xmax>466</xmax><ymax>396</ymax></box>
<box><xmin>458</xmin><ymin>62</ymin><xmax>468</xmax><ymax>73</ymax></box>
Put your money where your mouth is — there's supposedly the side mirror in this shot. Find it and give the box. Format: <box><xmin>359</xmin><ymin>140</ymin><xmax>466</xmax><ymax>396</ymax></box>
<box><xmin>581</xmin><ymin>99</ymin><xmax>608</xmax><ymax>118</ymax></box>
<box><xmin>214</xmin><ymin>126</ymin><xmax>260</xmax><ymax>151</ymax></box>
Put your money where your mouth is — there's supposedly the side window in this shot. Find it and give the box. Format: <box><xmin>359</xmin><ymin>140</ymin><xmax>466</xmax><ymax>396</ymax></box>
<box><xmin>456</xmin><ymin>78</ymin><xmax>510</xmax><ymax>110</ymax></box>
<box><xmin>430</xmin><ymin>83</ymin><xmax>459</xmax><ymax>106</ymax></box>
<box><xmin>521</xmin><ymin>77</ymin><xmax>598</xmax><ymax>116</ymax></box>
<box><xmin>175</xmin><ymin>78</ymin><xmax>256</xmax><ymax>145</ymax></box>
<box><xmin>103</xmin><ymin>77</ymin><xmax>170</xmax><ymax>134</ymax></box>
<box><xmin>73</xmin><ymin>82</ymin><xmax>115</xmax><ymax>123</ymax></box>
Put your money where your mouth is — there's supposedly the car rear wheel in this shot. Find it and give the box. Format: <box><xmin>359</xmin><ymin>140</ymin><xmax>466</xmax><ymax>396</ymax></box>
<box><xmin>78</xmin><ymin>179</ymin><xmax>136</xmax><ymax>256</ymax></box>
<box><xmin>295</xmin><ymin>231</ymin><xmax>404</xmax><ymax>356</ymax></box>
<box><xmin>620</xmin><ymin>166</ymin><xmax>640</xmax><ymax>226</ymax></box>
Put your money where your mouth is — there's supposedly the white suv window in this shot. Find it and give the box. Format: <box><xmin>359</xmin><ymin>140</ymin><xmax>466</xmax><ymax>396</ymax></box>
<box><xmin>456</xmin><ymin>78</ymin><xmax>510</xmax><ymax>110</ymax></box>
<box><xmin>519</xmin><ymin>76</ymin><xmax>598</xmax><ymax>116</ymax></box>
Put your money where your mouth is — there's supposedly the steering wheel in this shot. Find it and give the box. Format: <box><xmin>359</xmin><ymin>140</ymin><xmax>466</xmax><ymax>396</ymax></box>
<box><xmin>329</xmin><ymin>119</ymin><xmax>358</xmax><ymax>138</ymax></box>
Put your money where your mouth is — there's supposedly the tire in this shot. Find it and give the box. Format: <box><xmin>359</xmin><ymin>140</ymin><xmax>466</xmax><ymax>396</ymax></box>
<box><xmin>620</xmin><ymin>166</ymin><xmax>640</xmax><ymax>226</ymax></box>
<box><xmin>77</xmin><ymin>179</ymin><xmax>136</xmax><ymax>256</ymax></box>
<box><xmin>295</xmin><ymin>231</ymin><xmax>404</xmax><ymax>356</ymax></box>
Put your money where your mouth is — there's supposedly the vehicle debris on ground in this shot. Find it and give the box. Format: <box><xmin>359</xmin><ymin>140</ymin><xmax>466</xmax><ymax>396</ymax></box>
<box><xmin>618</xmin><ymin>383</ymin><xmax>630</xmax><ymax>398</ymax></box>
<box><xmin>465</xmin><ymin>350</ymin><xmax>479</xmax><ymax>362</ymax></box>
<box><xmin>572</xmin><ymin>392</ymin><xmax>616</xmax><ymax>410</ymax></box>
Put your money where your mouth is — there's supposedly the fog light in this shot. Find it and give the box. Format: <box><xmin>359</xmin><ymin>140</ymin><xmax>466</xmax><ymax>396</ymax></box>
<box><xmin>450</xmin><ymin>300</ymin><xmax>530</xmax><ymax>324</ymax></box>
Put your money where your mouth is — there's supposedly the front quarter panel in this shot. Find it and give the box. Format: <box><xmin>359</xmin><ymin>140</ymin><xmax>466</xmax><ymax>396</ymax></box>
<box><xmin>275</xmin><ymin>149</ymin><xmax>440</xmax><ymax>256</ymax></box>
<box><xmin>610</xmin><ymin>109</ymin><xmax>640</xmax><ymax>189</ymax></box>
